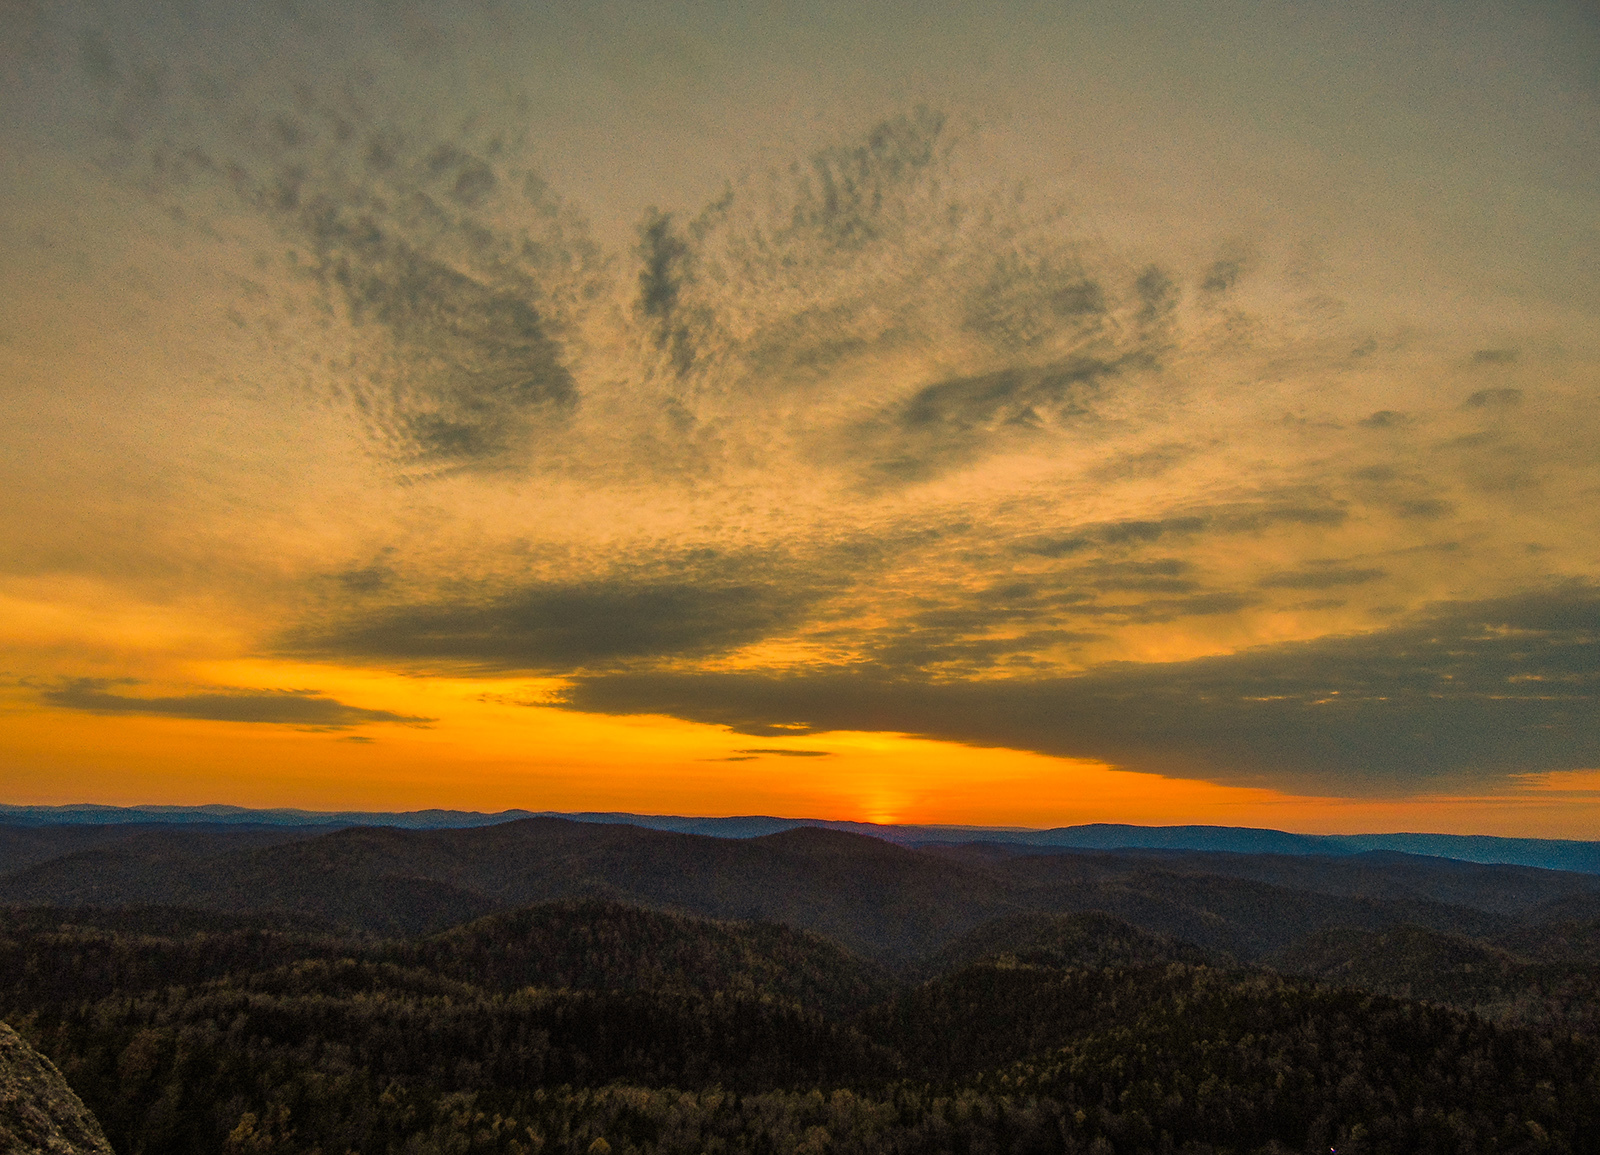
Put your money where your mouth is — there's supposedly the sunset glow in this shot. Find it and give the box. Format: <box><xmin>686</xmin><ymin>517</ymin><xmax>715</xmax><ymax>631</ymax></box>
<box><xmin>2</xmin><ymin>0</ymin><xmax>1597</xmax><ymax>834</ymax></box>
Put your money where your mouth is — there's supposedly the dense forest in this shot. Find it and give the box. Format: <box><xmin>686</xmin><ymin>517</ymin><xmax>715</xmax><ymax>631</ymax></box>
<box><xmin>5</xmin><ymin>820</ymin><xmax>1600</xmax><ymax>1154</ymax></box>
<box><xmin>3</xmin><ymin>899</ymin><xmax>1600</xmax><ymax>1155</ymax></box>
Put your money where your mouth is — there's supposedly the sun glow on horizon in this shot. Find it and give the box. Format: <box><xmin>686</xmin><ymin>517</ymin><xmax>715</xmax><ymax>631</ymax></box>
<box><xmin>6</xmin><ymin>655</ymin><xmax>1600</xmax><ymax>838</ymax></box>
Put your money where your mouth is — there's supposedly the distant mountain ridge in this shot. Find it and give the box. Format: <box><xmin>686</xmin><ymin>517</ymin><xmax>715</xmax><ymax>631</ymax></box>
<box><xmin>6</xmin><ymin>802</ymin><xmax>1600</xmax><ymax>872</ymax></box>
<box><xmin>6</xmin><ymin>818</ymin><xmax>1600</xmax><ymax>963</ymax></box>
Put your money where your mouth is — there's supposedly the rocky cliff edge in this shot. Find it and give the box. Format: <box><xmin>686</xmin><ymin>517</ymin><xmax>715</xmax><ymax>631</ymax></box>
<box><xmin>0</xmin><ymin>1022</ymin><xmax>113</xmax><ymax>1155</ymax></box>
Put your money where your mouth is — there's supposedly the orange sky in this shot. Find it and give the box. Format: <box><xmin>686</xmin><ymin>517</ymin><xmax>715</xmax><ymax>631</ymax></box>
<box><xmin>6</xmin><ymin>665</ymin><xmax>1600</xmax><ymax>838</ymax></box>
<box><xmin>2</xmin><ymin>0</ymin><xmax>1598</xmax><ymax>836</ymax></box>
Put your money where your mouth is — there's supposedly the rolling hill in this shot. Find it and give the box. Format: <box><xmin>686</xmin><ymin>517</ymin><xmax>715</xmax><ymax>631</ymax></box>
<box><xmin>8</xmin><ymin>817</ymin><xmax>1600</xmax><ymax>962</ymax></box>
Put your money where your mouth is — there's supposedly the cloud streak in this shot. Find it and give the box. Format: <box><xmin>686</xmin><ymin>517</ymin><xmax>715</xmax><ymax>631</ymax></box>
<box><xmin>41</xmin><ymin>681</ymin><xmax>434</xmax><ymax>729</ymax></box>
<box><xmin>288</xmin><ymin>559</ymin><xmax>824</xmax><ymax>672</ymax></box>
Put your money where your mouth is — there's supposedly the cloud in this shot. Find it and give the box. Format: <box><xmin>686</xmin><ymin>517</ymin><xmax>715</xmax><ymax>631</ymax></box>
<box><xmin>1082</xmin><ymin>558</ymin><xmax>1198</xmax><ymax>593</ymax></box>
<box><xmin>288</xmin><ymin>562</ymin><xmax>821</xmax><ymax>672</ymax></box>
<box><xmin>620</xmin><ymin>107</ymin><xmax>966</xmax><ymax>398</ymax></box>
<box><xmin>274</xmin><ymin>482</ymin><xmax>1377</xmax><ymax>684</ymax></box>
<box><xmin>1199</xmin><ymin>251</ymin><xmax>1248</xmax><ymax>297</ymax></box>
<box><xmin>736</xmin><ymin>748</ymin><xmax>834</xmax><ymax>758</ymax></box>
<box><xmin>1018</xmin><ymin>502</ymin><xmax>1348</xmax><ymax>559</ymax></box>
<box><xmin>305</xmin><ymin>212</ymin><xmax>581</xmax><ymax>466</ymax></box>
<box><xmin>1082</xmin><ymin>591</ymin><xmax>1258</xmax><ymax>622</ymax></box>
<box><xmin>559</xmin><ymin>586</ymin><xmax>1600</xmax><ymax>795</ymax></box>
<box><xmin>851</xmin><ymin>357</ymin><xmax>1122</xmax><ymax>484</ymax></box>
<box><xmin>582</xmin><ymin>108</ymin><xmax>1201</xmax><ymax>490</ymax></box>
<box><xmin>710</xmin><ymin>747</ymin><xmax>834</xmax><ymax>761</ymax></box>
<box><xmin>899</xmin><ymin>361</ymin><xmax>1109</xmax><ymax>432</ymax></box>
<box><xmin>64</xmin><ymin>19</ymin><xmax>605</xmax><ymax>472</ymax></box>
<box><xmin>788</xmin><ymin>107</ymin><xmax>949</xmax><ymax>250</ymax></box>
<box><xmin>1464</xmin><ymin>388</ymin><xmax>1523</xmax><ymax>409</ymax></box>
<box><xmin>635</xmin><ymin>209</ymin><xmax>697</xmax><ymax>375</ymax></box>
<box><xmin>41</xmin><ymin>681</ymin><xmax>433</xmax><ymax>729</ymax></box>
<box><xmin>338</xmin><ymin>557</ymin><xmax>397</xmax><ymax>594</ymax></box>
<box><xmin>1392</xmin><ymin>498</ymin><xmax>1454</xmax><ymax>520</ymax></box>
<box><xmin>1359</xmin><ymin>410</ymin><xmax>1409</xmax><ymax>429</ymax></box>
<box><xmin>963</xmin><ymin>251</ymin><xmax>1107</xmax><ymax>351</ymax></box>
<box><xmin>1088</xmin><ymin>443</ymin><xmax>1196</xmax><ymax>482</ymax></box>
<box><xmin>1257</xmin><ymin>566</ymin><xmax>1386</xmax><ymax>591</ymax></box>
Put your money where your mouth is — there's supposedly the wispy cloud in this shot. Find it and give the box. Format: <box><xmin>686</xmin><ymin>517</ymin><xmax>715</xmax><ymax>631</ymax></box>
<box><xmin>41</xmin><ymin>681</ymin><xmax>433</xmax><ymax>729</ymax></box>
<box><xmin>737</xmin><ymin>748</ymin><xmax>834</xmax><ymax>758</ymax></box>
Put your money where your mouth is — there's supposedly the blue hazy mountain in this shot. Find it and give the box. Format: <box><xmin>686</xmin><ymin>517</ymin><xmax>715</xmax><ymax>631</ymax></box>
<box><xmin>5</xmin><ymin>803</ymin><xmax>1600</xmax><ymax>873</ymax></box>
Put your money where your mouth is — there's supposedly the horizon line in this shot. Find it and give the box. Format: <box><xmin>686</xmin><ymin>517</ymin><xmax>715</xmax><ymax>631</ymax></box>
<box><xmin>4</xmin><ymin>800</ymin><xmax>1600</xmax><ymax>848</ymax></box>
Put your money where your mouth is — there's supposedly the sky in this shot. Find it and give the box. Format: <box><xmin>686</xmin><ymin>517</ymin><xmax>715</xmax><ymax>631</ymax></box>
<box><xmin>2</xmin><ymin>0</ymin><xmax>1598</xmax><ymax>835</ymax></box>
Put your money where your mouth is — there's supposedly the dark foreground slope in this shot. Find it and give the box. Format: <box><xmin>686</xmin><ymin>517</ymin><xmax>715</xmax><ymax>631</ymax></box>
<box><xmin>3</xmin><ymin>902</ymin><xmax>1599</xmax><ymax>1155</ymax></box>
<box><xmin>9</xmin><ymin>818</ymin><xmax>1599</xmax><ymax>961</ymax></box>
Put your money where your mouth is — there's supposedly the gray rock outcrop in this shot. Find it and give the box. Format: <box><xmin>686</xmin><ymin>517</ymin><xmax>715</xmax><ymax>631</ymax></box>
<box><xmin>0</xmin><ymin>1022</ymin><xmax>113</xmax><ymax>1155</ymax></box>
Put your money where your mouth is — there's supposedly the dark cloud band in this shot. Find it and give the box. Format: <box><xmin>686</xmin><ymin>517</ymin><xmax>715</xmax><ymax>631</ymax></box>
<box><xmin>289</xmin><ymin>574</ymin><xmax>817</xmax><ymax>672</ymax></box>
<box><xmin>42</xmin><ymin>682</ymin><xmax>433</xmax><ymax>729</ymax></box>
<box><xmin>558</xmin><ymin>587</ymin><xmax>1600</xmax><ymax>795</ymax></box>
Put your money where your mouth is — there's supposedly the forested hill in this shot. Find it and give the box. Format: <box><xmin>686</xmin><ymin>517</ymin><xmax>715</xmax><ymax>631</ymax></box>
<box><xmin>7</xmin><ymin>818</ymin><xmax>1600</xmax><ymax>1151</ymax></box>
<box><xmin>5</xmin><ymin>817</ymin><xmax>1600</xmax><ymax>960</ymax></box>
<box><xmin>3</xmin><ymin>900</ymin><xmax>1600</xmax><ymax>1154</ymax></box>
